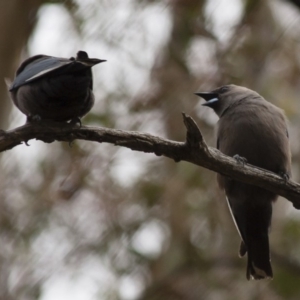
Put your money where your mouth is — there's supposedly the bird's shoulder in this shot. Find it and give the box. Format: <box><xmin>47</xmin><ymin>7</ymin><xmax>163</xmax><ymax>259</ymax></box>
<box><xmin>225</xmin><ymin>97</ymin><xmax>285</xmax><ymax>120</ymax></box>
<box><xmin>9</xmin><ymin>55</ymin><xmax>74</xmax><ymax>91</ymax></box>
<box><xmin>218</xmin><ymin>97</ymin><xmax>288</xmax><ymax>136</ymax></box>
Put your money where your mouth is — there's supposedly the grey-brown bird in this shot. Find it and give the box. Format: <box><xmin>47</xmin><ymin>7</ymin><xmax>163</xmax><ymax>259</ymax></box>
<box><xmin>9</xmin><ymin>51</ymin><xmax>105</xmax><ymax>123</ymax></box>
<box><xmin>196</xmin><ymin>84</ymin><xmax>291</xmax><ymax>280</ymax></box>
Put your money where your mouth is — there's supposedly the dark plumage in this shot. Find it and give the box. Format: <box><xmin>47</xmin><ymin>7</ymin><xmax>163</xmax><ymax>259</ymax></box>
<box><xmin>196</xmin><ymin>84</ymin><xmax>291</xmax><ymax>280</ymax></box>
<box><xmin>9</xmin><ymin>51</ymin><xmax>105</xmax><ymax>123</ymax></box>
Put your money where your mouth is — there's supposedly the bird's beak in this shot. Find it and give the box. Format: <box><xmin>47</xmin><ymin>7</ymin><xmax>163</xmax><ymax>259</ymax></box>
<box><xmin>81</xmin><ymin>59</ymin><xmax>107</xmax><ymax>67</ymax></box>
<box><xmin>195</xmin><ymin>92</ymin><xmax>219</xmax><ymax>107</ymax></box>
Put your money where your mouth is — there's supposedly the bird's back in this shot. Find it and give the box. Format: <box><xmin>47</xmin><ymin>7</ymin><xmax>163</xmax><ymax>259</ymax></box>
<box><xmin>9</xmin><ymin>51</ymin><xmax>103</xmax><ymax>122</ymax></box>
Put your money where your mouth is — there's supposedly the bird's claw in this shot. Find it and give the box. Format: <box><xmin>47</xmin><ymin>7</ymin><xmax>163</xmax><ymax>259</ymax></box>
<box><xmin>233</xmin><ymin>154</ymin><xmax>247</xmax><ymax>166</ymax></box>
<box><xmin>69</xmin><ymin>117</ymin><xmax>82</xmax><ymax>127</ymax></box>
<box><xmin>27</xmin><ymin>114</ymin><xmax>41</xmax><ymax>123</ymax></box>
<box><xmin>279</xmin><ymin>171</ymin><xmax>289</xmax><ymax>183</ymax></box>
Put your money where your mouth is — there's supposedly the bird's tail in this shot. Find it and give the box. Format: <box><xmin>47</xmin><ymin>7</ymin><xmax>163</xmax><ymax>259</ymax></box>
<box><xmin>226</xmin><ymin>192</ymin><xmax>273</xmax><ymax>280</ymax></box>
<box><xmin>240</xmin><ymin>235</ymin><xmax>273</xmax><ymax>280</ymax></box>
<box><xmin>237</xmin><ymin>198</ymin><xmax>273</xmax><ymax>280</ymax></box>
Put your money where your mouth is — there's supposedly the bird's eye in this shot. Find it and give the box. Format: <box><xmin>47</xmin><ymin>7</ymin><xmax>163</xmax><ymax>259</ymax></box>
<box><xmin>219</xmin><ymin>86</ymin><xmax>229</xmax><ymax>93</ymax></box>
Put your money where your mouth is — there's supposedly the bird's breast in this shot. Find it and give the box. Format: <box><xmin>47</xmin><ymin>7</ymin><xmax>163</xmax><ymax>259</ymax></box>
<box><xmin>217</xmin><ymin>103</ymin><xmax>290</xmax><ymax>175</ymax></box>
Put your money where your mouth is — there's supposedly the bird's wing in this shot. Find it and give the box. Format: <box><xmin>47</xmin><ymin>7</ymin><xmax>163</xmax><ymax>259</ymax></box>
<box><xmin>9</xmin><ymin>55</ymin><xmax>73</xmax><ymax>91</ymax></box>
<box><xmin>225</xmin><ymin>196</ymin><xmax>247</xmax><ymax>244</ymax></box>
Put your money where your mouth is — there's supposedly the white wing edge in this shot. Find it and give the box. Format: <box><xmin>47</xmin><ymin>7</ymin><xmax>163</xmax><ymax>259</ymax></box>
<box><xmin>225</xmin><ymin>196</ymin><xmax>245</xmax><ymax>242</ymax></box>
<box><xmin>25</xmin><ymin>66</ymin><xmax>63</xmax><ymax>82</ymax></box>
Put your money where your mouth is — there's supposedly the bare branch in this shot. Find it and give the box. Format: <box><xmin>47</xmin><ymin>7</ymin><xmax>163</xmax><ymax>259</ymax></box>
<box><xmin>2</xmin><ymin>114</ymin><xmax>300</xmax><ymax>209</ymax></box>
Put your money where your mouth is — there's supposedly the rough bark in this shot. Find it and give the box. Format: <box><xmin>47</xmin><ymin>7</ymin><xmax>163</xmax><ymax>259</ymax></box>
<box><xmin>2</xmin><ymin>114</ymin><xmax>300</xmax><ymax>209</ymax></box>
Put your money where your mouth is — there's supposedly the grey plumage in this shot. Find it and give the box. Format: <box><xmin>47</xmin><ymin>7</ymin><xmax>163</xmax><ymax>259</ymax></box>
<box><xmin>9</xmin><ymin>51</ymin><xmax>105</xmax><ymax>123</ymax></box>
<box><xmin>196</xmin><ymin>84</ymin><xmax>291</xmax><ymax>280</ymax></box>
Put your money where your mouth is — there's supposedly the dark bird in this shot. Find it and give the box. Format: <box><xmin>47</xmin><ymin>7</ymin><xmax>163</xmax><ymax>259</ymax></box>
<box><xmin>196</xmin><ymin>84</ymin><xmax>291</xmax><ymax>280</ymax></box>
<box><xmin>9</xmin><ymin>51</ymin><xmax>105</xmax><ymax>123</ymax></box>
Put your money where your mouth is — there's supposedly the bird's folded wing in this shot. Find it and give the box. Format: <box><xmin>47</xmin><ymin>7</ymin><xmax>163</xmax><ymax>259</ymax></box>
<box><xmin>9</xmin><ymin>56</ymin><xmax>73</xmax><ymax>91</ymax></box>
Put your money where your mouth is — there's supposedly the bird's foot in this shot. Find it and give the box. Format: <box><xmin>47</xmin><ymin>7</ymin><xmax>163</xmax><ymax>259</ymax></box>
<box><xmin>233</xmin><ymin>154</ymin><xmax>247</xmax><ymax>166</ymax></box>
<box><xmin>27</xmin><ymin>114</ymin><xmax>41</xmax><ymax>123</ymax></box>
<box><xmin>69</xmin><ymin>117</ymin><xmax>82</xmax><ymax>127</ymax></box>
<box><xmin>279</xmin><ymin>171</ymin><xmax>289</xmax><ymax>183</ymax></box>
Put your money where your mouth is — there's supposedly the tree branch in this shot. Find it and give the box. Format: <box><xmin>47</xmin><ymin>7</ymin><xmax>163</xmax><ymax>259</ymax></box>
<box><xmin>2</xmin><ymin>113</ymin><xmax>300</xmax><ymax>209</ymax></box>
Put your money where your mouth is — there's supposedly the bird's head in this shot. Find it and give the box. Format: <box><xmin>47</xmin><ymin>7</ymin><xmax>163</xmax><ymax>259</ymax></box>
<box><xmin>75</xmin><ymin>51</ymin><xmax>106</xmax><ymax>67</ymax></box>
<box><xmin>195</xmin><ymin>84</ymin><xmax>261</xmax><ymax>117</ymax></box>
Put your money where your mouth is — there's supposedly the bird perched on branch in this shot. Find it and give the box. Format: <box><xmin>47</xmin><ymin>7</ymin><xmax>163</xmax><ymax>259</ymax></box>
<box><xmin>9</xmin><ymin>51</ymin><xmax>105</xmax><ymax>123</ymax></box>
<box><xmin>196</xmin><ymin>84</ymin><xmax>291</xmax><ymax>280</ymax></box>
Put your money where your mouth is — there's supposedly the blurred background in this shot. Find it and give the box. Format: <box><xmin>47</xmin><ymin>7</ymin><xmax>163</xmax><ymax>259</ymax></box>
<box><xmin>1</xmin><ymin>0</ymin><xmax>300</xmax><ymax>299</ymax></box>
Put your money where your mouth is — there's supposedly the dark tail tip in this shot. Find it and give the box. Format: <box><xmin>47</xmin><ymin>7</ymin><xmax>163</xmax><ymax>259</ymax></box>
<box><xmin>246</xmin><ymin>236</ymin><xmax>273</xmax><ymax>280</ymax></box>
<box><xmin>247</xmin><ymin>259</ymin><xmax>273</xmax><ymax>280</ymax></box>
